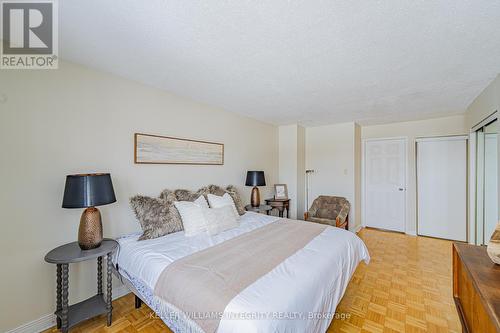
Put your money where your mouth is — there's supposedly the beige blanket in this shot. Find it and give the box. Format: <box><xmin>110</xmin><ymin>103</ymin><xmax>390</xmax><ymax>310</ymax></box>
<box><xmin>153</xmin><ymin>219</ymin><xmax>327</xmax><ymax>333</ymax></box>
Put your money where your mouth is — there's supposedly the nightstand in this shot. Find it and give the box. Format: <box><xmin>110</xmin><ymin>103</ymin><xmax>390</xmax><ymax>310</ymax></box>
<box><xmin>44</xmin><ymin>239</ymin><xmax>118</xmax><ymax>333</ymax></box>
<box><xmin>245</xmin><ymin>204</ymin><xmax>272</xmax><ymax>215</ymax></box>
<box><xmin>265</xmin><ymin>198</ymin><xmax>290</xmax><ymax>218</ymax></box>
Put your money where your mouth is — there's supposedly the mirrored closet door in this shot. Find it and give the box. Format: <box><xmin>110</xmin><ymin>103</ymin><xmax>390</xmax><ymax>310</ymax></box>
<box><xmin>476</xmin><ymin>118</ymin><xmax>498</xmax><ymax>245</ymax></box>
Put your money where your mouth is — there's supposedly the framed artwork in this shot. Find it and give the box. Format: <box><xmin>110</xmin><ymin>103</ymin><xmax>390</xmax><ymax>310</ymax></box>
<box><xmin>274</xmin><ymin>184</ymin><xmax>288</xmax><ymax>199</ymax></box>
<box><xmin>134</xmin><ymin>133</ymin><xmax>224</xmax><ymax>165</ymax></box>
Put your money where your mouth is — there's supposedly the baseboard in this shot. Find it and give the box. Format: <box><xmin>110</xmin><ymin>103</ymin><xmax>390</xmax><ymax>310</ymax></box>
<box><xmin>6</xmin><ymin>284</ymin><xmax>131</xmax><ymax>333</ymax></box>
<box><xmin>113</xmin><ymin>284</ymin><xmax>131</xmax><ymax>299</ymax></box>
<box><xmin>6</xmin><ymin>313</ymin><xmax>57</xmax><ymax>333</ymax></box>
<box><xmin>354</xmin><ymin>225</ymin><xmax>363</xmax><ymax>234</ymax></box>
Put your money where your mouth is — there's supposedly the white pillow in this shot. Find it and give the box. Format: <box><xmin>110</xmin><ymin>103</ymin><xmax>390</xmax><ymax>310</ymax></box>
<box><xmin>202</xmin><ymin>205</ymin><xmax>239</xmax><ymax>236</ymax></box>
<box><xmin>193</xmin><ymin>195</ymin><xmax>209</xmax><ymax>208</ymax></box>
<box><xmin>207</xmin><ymin>193</ymin><xmax>239</xmax><ymax>218</ymax></box>
<box><xmin>174</xmin><ymin>196</ymin><xmax>209</xmax><ymax>236</ymax></box>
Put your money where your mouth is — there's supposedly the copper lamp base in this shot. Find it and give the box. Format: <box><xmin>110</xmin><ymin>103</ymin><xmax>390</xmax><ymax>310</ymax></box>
<box><xmin>251</xmin><ymin>186</ymin><xmax>260</xmax><ymax>207</ymax></box>
<box><xmin>78</xmin><ymin>207</ymin><xmax>103</xmax><ymax>250</ymax></box>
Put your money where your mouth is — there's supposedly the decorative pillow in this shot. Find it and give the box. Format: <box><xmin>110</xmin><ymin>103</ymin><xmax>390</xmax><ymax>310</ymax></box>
<box><xmin>160</xmin><ymin>189</ymin><xmax>177</xmax><ymax>202</ymax></box>
<box><xmin>130</xmin><ymin>195</ymin><xmax>183</xmax><ymax>241</ymax></box>
<box><xmin>225</xmin><ymin>185</ymin><xmax>245</xmax><ymax>215</ymax></box>
<box><xmin>207</xmin><ymin>184</ymin><xmax>227</xmax><ymax>196</ymax></box>
<box><xmin>202</xmin><ymin>205</ymin><xmax>239</xmax><ymax>236</ymax></box>
<box><xmin>169</xmin><ymin>187</ymin><xmax>210</xmax><ymax>202</ymax></box>
<box><xmin>160</xmin><ymin>185</ymin><xmax>245</xmax><ymax>215</ymax></box>
<box><xmin>174</xmin><ymin>196</ymin><xmax>209</xmax><ymax>236</ymax></box>
<box><xmin>194</xmin><ymin>195</ymin><xmax>209</xmax><ymax>208</ymax></box>
<box><xmin>207</xmin><ymin>193</ymin><xmax>239</xmax><ymax>218</ymax></box>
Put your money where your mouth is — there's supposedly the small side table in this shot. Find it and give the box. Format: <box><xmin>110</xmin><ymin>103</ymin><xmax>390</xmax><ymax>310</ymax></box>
<box><xmin>245</xmin><ymin>204</ymin><xmax>272</xmax><ymax>215</ymax></box>
<box><xmin>45</xmin><ymin>239</ymin><xmax>118</xmax><ymax>333</ymax></box>
<box><xmin>265</xmin><ymin>198</ymin><xmax>290</xmax><ymax>218</ymax></box>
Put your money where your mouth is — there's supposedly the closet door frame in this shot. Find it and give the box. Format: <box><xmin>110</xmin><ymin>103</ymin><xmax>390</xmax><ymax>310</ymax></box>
<box><xmin>470</xmin><ymin>111</ymin><xmax>498</xmax><ymax>245</ymax></box>
<box><xmin>415</xmin><ymin>135</ymin><xmax>468</xmax><ymax>242</ymax></box>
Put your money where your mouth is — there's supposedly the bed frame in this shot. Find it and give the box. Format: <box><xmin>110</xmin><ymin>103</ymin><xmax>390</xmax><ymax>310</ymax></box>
<box><xmin>112</xmin><ymin>264</ymin><xmax>144</xmax><ymax>309</ymax></box>
<box><xmin>111</xmin><ymin>260</ymin><xmax>205</xmax><ymax>333</ymax></box>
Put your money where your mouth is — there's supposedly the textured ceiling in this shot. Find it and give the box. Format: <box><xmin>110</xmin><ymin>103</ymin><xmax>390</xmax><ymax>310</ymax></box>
<box><xmin>59</xmin><ymin>1</ymin><xmax>500</xmax><ymax>126</ymax></box>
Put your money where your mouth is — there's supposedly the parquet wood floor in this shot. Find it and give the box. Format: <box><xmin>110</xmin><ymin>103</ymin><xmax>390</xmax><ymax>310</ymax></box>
<box><xmin>43</xmin><ymin>228</ymin><xmax>461</xmax><ymax>333</ymax></box>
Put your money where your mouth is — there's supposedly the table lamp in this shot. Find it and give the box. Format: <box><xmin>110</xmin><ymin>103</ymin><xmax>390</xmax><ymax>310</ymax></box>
<box><xmin>62</xmin><ymin>173</ymin><xmax>116</xmax><ymax>250</ymax></box>
<box><xmin>245</xmin><ymin>171</ymin><xmax>266</xmax><ymax>207</ymax></box>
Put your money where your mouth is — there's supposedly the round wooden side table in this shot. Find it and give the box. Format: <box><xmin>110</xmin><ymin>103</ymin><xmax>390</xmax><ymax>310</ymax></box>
<box><xmin>44</xmin><ymin>239</ymin><xmax>118</xmax><ymax>333</ymax></box>
<box><xmin>245</xmin><ymin>204</ymin><xmax>272</xmax><ymax>215</ymax></box>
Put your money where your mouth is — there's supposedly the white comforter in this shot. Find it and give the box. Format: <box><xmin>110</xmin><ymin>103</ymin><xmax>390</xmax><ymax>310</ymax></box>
<box><xmin>116</xmin><ymin>212</ymin><xmax>370</xmax><ymax>333</ymax></box>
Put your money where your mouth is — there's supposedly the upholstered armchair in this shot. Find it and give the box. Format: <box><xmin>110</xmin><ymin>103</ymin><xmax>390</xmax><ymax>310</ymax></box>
<box><xmin>305</xmin><ymin>196</ymin><xmax>350</xmax><ymax>230</ymax></box>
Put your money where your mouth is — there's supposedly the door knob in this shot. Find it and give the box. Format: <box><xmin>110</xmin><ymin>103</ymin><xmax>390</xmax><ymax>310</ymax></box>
<box><xmin>398</xmin><ymin>188</ymin><xmax>404</xmax><ymax>191</ymax></box>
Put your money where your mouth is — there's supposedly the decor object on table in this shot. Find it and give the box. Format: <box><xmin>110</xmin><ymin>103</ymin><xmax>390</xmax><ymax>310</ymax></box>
<box><xmin>274</xmin><ymin>184</ymin><xmax>288</xmax><ymax>200</ymax></box>
<box><xmin>245</xmin><ymin>171</ymin><xmax>266</xmax><ymax>207</ymax></box>
<box><xmin>45</xmin><ymin>239</ymin><xmax>118</xmax><ymax>333</ymax></box>
<box><xmin>62</xmin><ymin>173</ymin><xmax>116</xmax><ymax>250</ymax></box>
<box><xmin>265</xmin><ymin>198</ymin><xmax>290</xmax><ymax>218</ymax></box>
<box><xmin>305</xmin><ymin>195</ymin><xmax>350</xmax><ymax>230</ymax></box>
<box><xmin>134</xmin><ymin>133</ymin><xmax>224</xmax><ymax>165</ymax></box>
<box><xmin>244</xmin><ymin>204</ymin><xmax>272</xmax><ymax>215</ymax></box>
<box><xmin>487</xmin><ymin>220</ymin><xmax>500</xmax><ymax>264</ymax></box>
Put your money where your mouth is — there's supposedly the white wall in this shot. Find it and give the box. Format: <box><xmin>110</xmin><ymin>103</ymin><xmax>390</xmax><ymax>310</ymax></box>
<box><xmin>354</xmin><ymin>124</ymin><xmax>362</xmax><ymax>229</ymax></box>
<box><xmin>278</xmin><ymin>124</ymin><xmax>305</xmax><ymax>219</ymax></box>
<box><xmin>297</xmin><ymin>114</ymin><xmax>476</xmax><ymax>236</ymax></box>
<box><xmin>361</xmin><ymin>115</ymin><xmax>467</xmax><ymax>235</ymax></box>
<box><xmin>278</xmin><ymin>125</ymin><xmax>298</xmax><ymax>218</ymax></box>
<box><xmin>297</xmin><ymin>126</ymin><xmax>306</xmax><ymax>218</ymax></box>
<box><xmin>305</xmin><ymin>122</ymin><xmax>360</xmax><ymax>231</ymax></box>
<box><xmin>466</xmin><ymin>74</ymin><xmax>500</xmax><ymax>128</ymax></box>
<box><xmin>0</xmin><ymin>61</ymin><xmax>278</xmax><ymax>332</ymax></box>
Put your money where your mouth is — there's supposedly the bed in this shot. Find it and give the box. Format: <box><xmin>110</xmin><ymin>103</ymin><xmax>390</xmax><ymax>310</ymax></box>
<box><xmin>113</xmin><ymin>212</ymin><xmax>369</xmax><ymax>333</ymax></box>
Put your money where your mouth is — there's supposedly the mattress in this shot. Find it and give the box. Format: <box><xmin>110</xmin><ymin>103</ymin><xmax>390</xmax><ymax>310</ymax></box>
<box><xmin>114</xmin><ymin>212</ymin><xmax>370</xmax><ymax>333</ymax></box>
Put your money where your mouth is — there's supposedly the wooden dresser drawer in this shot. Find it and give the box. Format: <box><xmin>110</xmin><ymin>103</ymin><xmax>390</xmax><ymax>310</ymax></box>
<box><xmin>453</xmin><ymin>243</ymin><xmax>500</xmax><ymax>333</ymax></box>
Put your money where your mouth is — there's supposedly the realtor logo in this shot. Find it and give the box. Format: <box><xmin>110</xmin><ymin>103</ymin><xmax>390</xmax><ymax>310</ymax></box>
<box><xmin>1</xmin><ymin>0</ymin><xmax>58</xmax><ymax>69</ymax></box>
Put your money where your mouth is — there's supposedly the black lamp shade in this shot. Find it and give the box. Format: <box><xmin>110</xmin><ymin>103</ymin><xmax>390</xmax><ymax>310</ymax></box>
<box><xmin>245</xmin><ymin>171</ymin><xmax>266</xmax><ymax>187</ymax></box>
<box><xmin>62</xmin><ymin>173</ymin><xmax>116</xmax><ymax>208</ymax></box>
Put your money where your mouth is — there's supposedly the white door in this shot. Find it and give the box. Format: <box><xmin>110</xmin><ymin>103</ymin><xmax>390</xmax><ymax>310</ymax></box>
<box><xmin>364</xmin><ymin>138</ymin><xmax>406</xmax><ymax>232</ymax></box>
<box><xmin>417</xmin><ymin>136</ymin><xmax>467</xmax><ymax>241</ymax></box>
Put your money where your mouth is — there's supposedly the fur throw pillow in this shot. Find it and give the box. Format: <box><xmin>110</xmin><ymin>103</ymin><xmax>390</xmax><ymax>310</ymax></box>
<box><xmin>160</xmin><ymin>189</ymin><xmax>176</xmax><ymax>202</ymax></box>
<box><xmin>159</xmin><ymin>185</ymin><xmax>246</xmax><ymax>215</ymax></box>
<box><xmin>207</xmin><ymin>184</ymin><xmax>245</xmax><ymax>215</ymax></box>
<box><xmin>207</xmin><ymin>184</ymin><xmax>226</xmax><ymax>196</ymax></box>
<box><xmin>168</xmin><ymin>187</ymin><xmax>210</xmax><ymax>202</ymax></box>
<box><xmin>130</xmin><ymin>195</ymin><xmax>183</xmax><ymax>240</ymax></box>
<box><xmin>224</xmin><ymin>185</ymin><xmax>245</xmax><ymax>215</ymax></box>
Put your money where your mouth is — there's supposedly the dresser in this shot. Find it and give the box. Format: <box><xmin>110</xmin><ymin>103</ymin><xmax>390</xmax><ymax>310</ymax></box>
<box><xmin>452</xmin><ymin>243</ymin><xmax>500</xmax><ymax>333</ymax></box>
